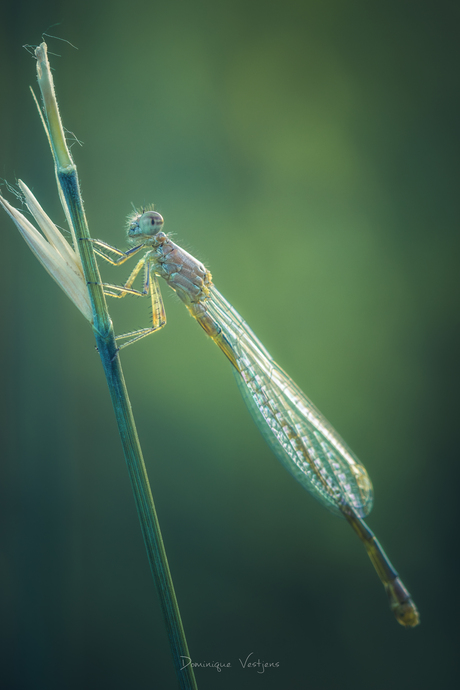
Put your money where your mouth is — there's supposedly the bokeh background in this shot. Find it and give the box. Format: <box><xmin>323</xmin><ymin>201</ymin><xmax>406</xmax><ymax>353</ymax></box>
<box><xmin>0</xmin><ymin>1</ymin><xmax>458</xmax><ymax>688</ymax></box>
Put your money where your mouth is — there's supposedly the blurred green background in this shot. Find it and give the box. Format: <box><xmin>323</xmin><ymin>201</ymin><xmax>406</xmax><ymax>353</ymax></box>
<box><xmin>0</xmin><ymin>1</ymin><xmax>458</xmax><ymax>688</ymax></box>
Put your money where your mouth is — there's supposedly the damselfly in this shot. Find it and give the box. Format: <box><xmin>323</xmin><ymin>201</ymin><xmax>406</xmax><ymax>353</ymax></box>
<box><xmin>89</xmin><ymin>209</ymin><xmax>419</xmax><ymax>627</ymax></box>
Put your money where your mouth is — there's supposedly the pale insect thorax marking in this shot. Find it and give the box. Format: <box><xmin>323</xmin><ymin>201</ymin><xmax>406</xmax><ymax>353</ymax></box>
<box><xmin>132</xmin><ymin>219</ymin><xmax>238</xmax><ymax>368</ymax></box>
<box><xmin>127</xmin><ymin>210</ymin><xmax>212</xmax><ymax>308</ymax></box>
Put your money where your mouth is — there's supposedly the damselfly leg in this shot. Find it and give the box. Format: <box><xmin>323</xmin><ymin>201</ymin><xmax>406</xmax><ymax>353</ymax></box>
<box><xmin>84</xmin><ymin>238</ymin><xmax>166</xmax><ymax>349</ymax></box>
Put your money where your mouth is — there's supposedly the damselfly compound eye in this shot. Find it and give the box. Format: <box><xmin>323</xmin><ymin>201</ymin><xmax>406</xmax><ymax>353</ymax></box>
<box><xmin>138</xmin><ymin>211</ymin><xmax>164</xmax><ymax>235</ymax></box>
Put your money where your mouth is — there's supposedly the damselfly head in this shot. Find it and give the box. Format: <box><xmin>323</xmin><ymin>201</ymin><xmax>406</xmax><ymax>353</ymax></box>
<box><xmin>127</xmin><ymin>210</ymin><xmax>164</xmax><ymax>242</ymax></box>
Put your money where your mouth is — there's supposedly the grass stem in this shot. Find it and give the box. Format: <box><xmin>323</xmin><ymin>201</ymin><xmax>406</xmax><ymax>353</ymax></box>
<box><xmin>35</xmin><ymin>41</ymin><xmax>197</xmax><ymax>690</ymax></box>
